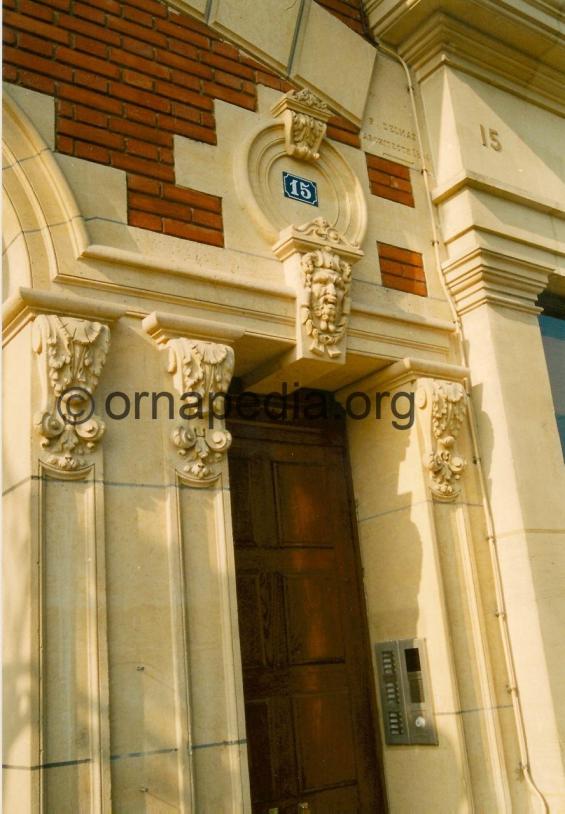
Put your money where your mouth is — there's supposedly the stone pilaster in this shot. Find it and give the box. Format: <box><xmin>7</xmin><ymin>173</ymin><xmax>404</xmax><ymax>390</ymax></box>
<box><xmin>444</xmin><ymin>246</ymin><xmax>565</xmax><ymax>807</ymax></box>
<box><xmin>142</xmin><ymin>310</ymin><xmax>250</xmax><ymax>812</ymax></box>
<box><xmin>2</xmin><ymin>288</ymin><xmax>124</xmax><ymax>814</ymax></box>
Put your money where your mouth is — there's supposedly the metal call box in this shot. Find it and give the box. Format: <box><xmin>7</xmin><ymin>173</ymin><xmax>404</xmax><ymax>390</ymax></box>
<box><xmin>375</xmin><ymin>639</ymin><xmax>438</xmax><ymax>745</ymax></box>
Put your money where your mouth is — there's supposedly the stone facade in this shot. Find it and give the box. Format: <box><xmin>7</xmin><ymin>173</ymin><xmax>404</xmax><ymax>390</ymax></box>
<box><xmin>3</xmin><ymin>0</ymin><xmax>565</xmax><ymax>812</ymax></box>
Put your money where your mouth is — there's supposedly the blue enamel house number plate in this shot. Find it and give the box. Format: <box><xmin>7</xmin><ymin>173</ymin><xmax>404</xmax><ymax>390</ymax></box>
<box><xmin>283</xmin><ymin>171</ymin><xmax>318</xmax><ymax>206</ymax></box>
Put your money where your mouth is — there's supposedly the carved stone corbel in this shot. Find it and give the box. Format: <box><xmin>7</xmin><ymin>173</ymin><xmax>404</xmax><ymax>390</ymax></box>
<box><xmin>300</xmin><ymin>248</ymin><xmax>351</xmax><ymax>358</ymax></box>
<box><xmin>271</xmin><ymin>89</ymin><xmax>332</xmax><ymax>163</ymax></box>
<box><xmin>167</xmin><ymin>338</ymin><xmax>234</xmax><ymax>486</ymax></box>
<box><xmin>273</xmin><ymin>217</ymin><xmax>363</xmax><ymax>363</ymax></box>
<box><xmin>417</xmin><ymin>379</ymin><xmax>468</xmax><ymax>500</ymax></box>
<box><xmin>32</xmin><ymin>314</ymin><xmax>110</xmax><ymax>471</ymax></box>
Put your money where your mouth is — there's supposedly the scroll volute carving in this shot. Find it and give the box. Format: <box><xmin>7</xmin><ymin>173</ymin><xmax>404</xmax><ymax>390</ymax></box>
<box><xmin>272</xmin><ymin>89</ymin><xmax>332</xmax><ymax>163</ymax></box>
<box><xmin>417</xmin><ymin>379</ymin><xmax>468</xmax><ymax>501</ymax></box>
<box><xmin>32</xmin><ymin>314</ymin><xmax>110</xmax><ymax>471</ymax></box>
<box><xmin>167</xmin><ymin>338</ymin><xmax>234</xmax><ymax>486</ymax></box>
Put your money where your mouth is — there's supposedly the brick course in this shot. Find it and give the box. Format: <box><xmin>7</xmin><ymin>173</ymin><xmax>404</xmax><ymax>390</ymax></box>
<box><xmin>377</xmin><ymin>242</ymin><xmax>427</xmax><ymax>297</ymax></box>
<box><xmin>3</xmin><ymin>0</ymin><xmax>364</xmax><ymax>247</ymax></box>
<box><xmin>366</xmin><ymin>153</ymin><xmax>415</xmax><ymax>207</ymax></box>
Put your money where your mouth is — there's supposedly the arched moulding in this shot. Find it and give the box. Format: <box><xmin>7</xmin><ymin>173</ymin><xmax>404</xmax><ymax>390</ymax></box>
<box><xmin>234</xmin><ymin>120</ymin><xmax>367</xmax><ymax>248</ymax></box>
<box><xmin>2</xmin><ymin>193</ymin><xmax>32</xmax><ymax>300</ymax></box>
<box><xmin>2</xmin><ymin>91</ymin><xmax>89</xmax><ymax>298</ymax></box>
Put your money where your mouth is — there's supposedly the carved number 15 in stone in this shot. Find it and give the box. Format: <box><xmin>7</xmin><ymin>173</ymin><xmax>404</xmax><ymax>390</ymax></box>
<box><xmin>480</xmin><ymin>124</ymin><xmax>502</xmax><ymax>152</ymax></box>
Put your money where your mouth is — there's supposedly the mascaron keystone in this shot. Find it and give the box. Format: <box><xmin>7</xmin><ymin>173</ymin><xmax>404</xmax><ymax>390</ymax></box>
<box><xmin>273</xmin><ymin>217</ymin><xmax>363</xmax><ymax>361</ymax></box>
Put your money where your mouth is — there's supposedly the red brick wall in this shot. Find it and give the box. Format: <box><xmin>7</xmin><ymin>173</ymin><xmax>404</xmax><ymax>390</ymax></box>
<box><xmin>377</xmin><ymin>242</ymin><xmax>427</xmax><ymax>297</ymax></box>
<box><xmin>4</xmin><ymin>0</ymin><xmax>427</xmax><ymax>300</ymax></box>
<box><xmin>2</xmin><ymin>0</ymin><xmax>361</xmax><ymax>247</ymax></box>
<box><xmin>366</xmin><ymin>154</ymin><xmax>415</xmax><ymax>207</ymax></box>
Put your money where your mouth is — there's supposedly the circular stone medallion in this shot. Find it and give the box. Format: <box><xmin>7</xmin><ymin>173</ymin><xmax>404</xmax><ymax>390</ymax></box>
<box><xmin>235</xmin><ymin>122</ymin><xmax>367</xmax><ymax>247</ymax></box>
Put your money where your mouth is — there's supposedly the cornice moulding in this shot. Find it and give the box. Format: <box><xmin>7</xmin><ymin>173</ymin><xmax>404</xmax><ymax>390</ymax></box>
<box><xmin>442</xmin><ymin>246</ymin><xmax>554</xmax><ymax>315</ymax></box>
<box><xmin>351</xmin><ymin>300</ymin><xmax>455</xmax><ymax>332</ymax></box>
<box><xmin>142</xmin><ymin>310</ymin><xmax>245</xmax><ymax>345</ymax></box>
<box><xmin>397</xmin><ymin>11</ymin><xmax>565</xmax><ymax>116</ymax></box>
<box><xmin>366</xmin><ymin>0</ymin><xmax>565</xmax><ymax>69</ymax></box>
<box><xmin>49</xmin><ymin>268</ymin><xmax>455</xmax><ymax>356</ymax></box>
<box><xmin>80</xmin><ymin>244</ymin><xmax>294</xmax><ymax>299</ymax></box>
<box><xmin>431</xmin><ymin>170</ymin><xmax>565</xmax><ymax>222</ymax></box>
<box><xmin>2</xmin><ymin>286</ymin><xmax>126</xmax><ymax>344</ymax></box>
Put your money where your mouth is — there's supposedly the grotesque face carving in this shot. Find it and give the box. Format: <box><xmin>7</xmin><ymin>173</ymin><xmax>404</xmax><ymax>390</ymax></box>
<box><xmin>311</xmin><ymin>267</ymin><xmax>346</xmax><ymax>331</ymax></box>
<box><xmin>301</xmin><ymin>249</ymin><xmax>351</xmax><ymax>358</ymax></box>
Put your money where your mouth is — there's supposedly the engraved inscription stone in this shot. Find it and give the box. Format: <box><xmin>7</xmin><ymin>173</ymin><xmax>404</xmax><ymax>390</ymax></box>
<box><xmin>361</xmin><ymin>57</ymin><xmax>420</xmax><ymax>166</ymax></box>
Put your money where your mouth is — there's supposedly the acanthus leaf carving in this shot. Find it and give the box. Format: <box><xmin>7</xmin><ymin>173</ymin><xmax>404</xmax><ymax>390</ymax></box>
<box><xmin>167</xmin><ymin>338</ymin><xmax>234</xmax><ymax>486</ymax></box>
<box><xmin>288</xmin><ymin>89</ymin><xmax>331</xmax><ymax>116</ymax></box>
<box><xmin>32</xmin><ymin>314</ymin><xmax>110</xmax><ymax>471</ymax></box>
<box><xmin>421</xmin><ymin>380</ymin><xmax>468</xmax><ymax>500</ymax></box>
<box><xmin>271</xmin><ymin>88</ymin><xmax>332</xmax><ymax>163</ymax></box>
<box><xmin>167</xmin><ymin>338</ymin><xmax>233</xmax><ymax>404</ymax></box>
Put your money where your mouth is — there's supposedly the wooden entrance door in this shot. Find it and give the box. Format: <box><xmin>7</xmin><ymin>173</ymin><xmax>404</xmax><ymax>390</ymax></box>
<box><xmin>228</xmin><ymin>403</ymin><xmax>386</xmax><ymax>814</ymax></box>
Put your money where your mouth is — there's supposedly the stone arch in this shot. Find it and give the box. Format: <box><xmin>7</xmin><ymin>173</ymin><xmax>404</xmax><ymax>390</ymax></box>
<box><xmin>2</xmin><ymin>90</ymin><xmax>88</xmax><ymax>301</ymax></box>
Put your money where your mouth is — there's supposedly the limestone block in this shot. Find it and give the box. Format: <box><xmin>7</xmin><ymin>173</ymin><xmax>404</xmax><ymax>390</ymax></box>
<box><xmin>381</xmin><ymin>713</ymin><xmax>470</xmax><ymax>814</ymax></box>
<box><xmin>3</xmin><ymin>82</ymin><xmax>55</xmax><ymax>151</ymax></box>
<box><xmin>110</xmin><ymin>752</ymin><xmax>183</xmax><ymax>811</ymax></box>
<box><xmin>361</xmin><ymin>53</ymin><xmax>420</xmax><ymax>167</ymax></box>
<box><xmin>168</xmin><ymin>0</ymin><xmax>208</xmax><ymax>20</ymax></box>
<box><xmin>416</xmin><ymin>67</ymin><xmax>464</xmax><ymax>184</ymax></box>
<box><xmin>209</xmin><ymin>0</ymin><xmax>303</xmax><ymax>73</ymax></box>
<box><xmin>424</xmin><ymin>68</ymin><xmax>565</xmax><ymax>208</ymax></box>
<box><xmin>193</xmin><ymin>744</ymin><xmax>251</xmax><ymax>811</ymax></box>
<box><xmin>291</xmin><ymin>2</ymin><xmax>376</xmax><ymax>125</ymax></box>
<box><xmin>496</xmin><ymin>530</ymin><xmax>565</xmax><ymax>796</ymax></box>
<box><xmin>462</xmin><ymin>302</ymin><xmax>565</xmax><ymax>530</ymax></box>
<box><xmin>54</xmin><ymin>154</ymin><xmax>128</xmax><ymax>226</ymax></box>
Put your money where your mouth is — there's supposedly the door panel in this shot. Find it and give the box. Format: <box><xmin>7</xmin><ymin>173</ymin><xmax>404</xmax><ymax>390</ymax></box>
<box><xmin>274</xmin><ymin>462</ymin><xmax>333</xmax><ymax>546</ymax></box>
<box><xmin>283</xmin><ymin>574</ymin><xmax>344</xmax><ymax>665</ymax></box>
<box><xmin>228</xmin><ymin>410</ymin><xmax>386</xmax><ymax>813</ymax></box>
<box><xmin>293</xmin><ymin>690</ymin><xmax>357</xmax><ymax>788</ymax></box>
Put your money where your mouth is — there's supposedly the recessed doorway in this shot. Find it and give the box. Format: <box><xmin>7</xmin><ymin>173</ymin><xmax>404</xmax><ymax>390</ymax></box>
<box><xmin>227</xmin><ymin>394</ymin><xmax>387</xmax><ymax>814</ymax></box>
